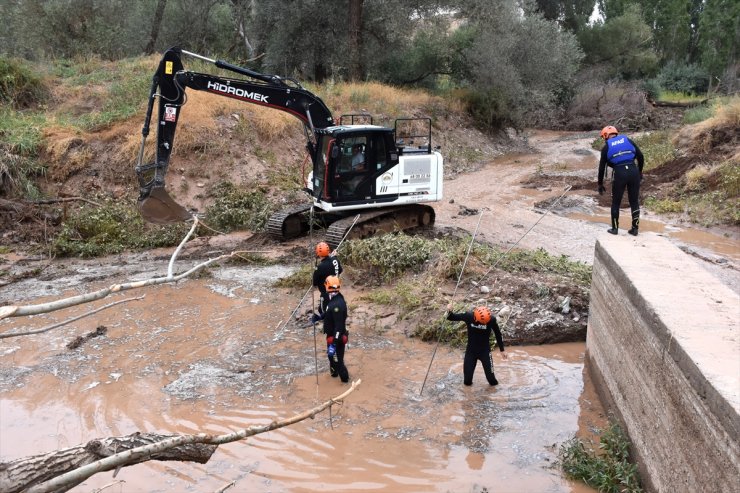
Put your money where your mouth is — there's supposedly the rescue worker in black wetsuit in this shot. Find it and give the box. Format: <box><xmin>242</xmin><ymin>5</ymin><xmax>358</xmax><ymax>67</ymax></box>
<box><xmin>446</xmin><ymin>305</ymin><xmax>507</xmax><ymax>386</ymax></box>
<box><xmin>312</xmin><ymin>241</ymin><xmax>342</xmax><ymax>316</ymax></box>
<box><xmin>321</xmin><ymin>275</ymin><xmax>350</xmax><ymax>382</ymax></box>
<box><xmin>597</xmin><ymin>125</ymin><xmax>645</xmax><ymax>236</ymax></box>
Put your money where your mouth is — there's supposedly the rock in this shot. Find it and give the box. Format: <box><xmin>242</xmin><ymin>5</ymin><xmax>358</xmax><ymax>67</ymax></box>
<box><xmin>480</xmin><ymin>286</ymin><xmax>490</xmax><ymax>294</ymax></box>
<box><xmin>560</xmin><ymin>296</ymin><xmax>571</xmax><ymax>314</ymax></box>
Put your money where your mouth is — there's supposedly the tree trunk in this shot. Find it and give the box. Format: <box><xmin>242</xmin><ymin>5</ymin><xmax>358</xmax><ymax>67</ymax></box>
<box><xmin>0</xmin><ymin>433</ymin><xmax>216</xmax><ymax>493</ymax></box>
<box><xmin>144</xmin><ymin>0</ymin><xmax>168</xmax><ymax>55</ymax></box>
<box><xmin>348</xmin><ymin>0</ymin><xmax>364</xmax><ymax>81</ymax></box>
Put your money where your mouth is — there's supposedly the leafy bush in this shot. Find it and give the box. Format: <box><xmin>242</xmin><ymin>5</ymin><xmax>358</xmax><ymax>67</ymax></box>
<box><xmin>657</xmin><ymin>62</ymin><xmax>708</xmax><ymax>95</ymax></box>
<box><xmin>559</xmin><ymin>421</ymin><xmax>643</xmax><ymax>493</ymax></box>
<box><xmin>53</xmin><ymin>200</ymin><xmax>190</xmax><ymax>257</ymax></box>
<box><xmin>204</xmin><ymin>182</ymin><xmax>274</xmax><ymax>233</ymax></box>
<box><xmin>632</xmin><ymin>131</ymin><xmax>677</xmax><ymax>172</ymax></box>
<box><xmin>0</xmin><ymin>57</ymin><xmax>47</xmax><ymax>108</ymax></box>
<box><xmin>640</xmin><ymin>79</ymin><xmax>661</xmax><ymax>102</ymax></box>
<box><xmin>461</xmin><ymin>88</ymin><xmax>515</xmax><ymax>129</ymax></box>
<box><xmin>342</xmin><ymin>233</ymin><xmax>433</xmax><ymax>281</ymax></box>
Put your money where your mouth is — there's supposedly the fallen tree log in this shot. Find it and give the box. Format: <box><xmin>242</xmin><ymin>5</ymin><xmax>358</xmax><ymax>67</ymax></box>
<box><xmin>0</xmin><ymin>433</ymin><xmax>216</xmax><ymax>493</ymax></box>
<box><xmin>1</xmin><ymin>380</ymin><xmax>361</xmax><ymax>493</ymax></box>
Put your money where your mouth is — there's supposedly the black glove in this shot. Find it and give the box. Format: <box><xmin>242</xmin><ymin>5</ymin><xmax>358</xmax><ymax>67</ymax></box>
<box><xmin>598</xmin><ymin>184</ymin><xmax>606</xmax><ymax>195</ymax></box>
<box><xmin>309</xmin><ymin>312</ymin><xmax>323</xmax><ymax>324</ymax></box>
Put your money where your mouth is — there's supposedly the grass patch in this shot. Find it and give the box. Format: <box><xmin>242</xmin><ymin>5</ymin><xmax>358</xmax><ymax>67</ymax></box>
<box><xmin>644</xmin><ymin>196</ymin><xmax>684</xmax><ymax>214</ymax></box>
<box><xmin>658</xmin><ymin>90</ymin><xmax>706</xmax><ymax>104</ymax></box>
<box><xmin>54</xmin><ymin>57</ymin><xmax>153</xmax><ymax>131</ymax></box>
<box><xmin>53</xmin><ymin>199</ymin><xmax>191</xmax><ymax>257</ymax></box>
<box><xmin>0</xmin><ymin>56</ymin><xmax>48</xmax><ymax>108</ymax></box>
<box><xmin>633</xmin><ymin>131</ymin><xmax>677</xmax><ymax>172</ymax></box>
<box><xmin>273</xmin><ymin>264</ymin><xmax>313</xmax><ymax>289</ymax></box>
<box><xmin>683</xmin><ymin>105</ymin><xmax>715</xmax><ymax>124</ymax></box>
<box><xmin>361</xmin><ymin>279</ymin><xmax>429</xmax><ymax>315</ymax></box>
<box><xmin>203</xmin><ymin>182</ymin><xmax>274</xmax><ymax>233</ymax></box>
<box><xmin>0</xmin><ymin>107</ymin><xmax>47</xmax><ymax>198</ymax></box>
<box><xmin>558</xmin><ymin>421</ymin><xmax>643</xmax><ymax>493</ymax></box>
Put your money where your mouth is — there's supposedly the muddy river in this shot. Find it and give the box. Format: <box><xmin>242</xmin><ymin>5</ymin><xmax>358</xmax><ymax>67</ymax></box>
<box><xmin>2</xmin><ymin>130</ymin><xmax>737</xmax><ymax>492</ymax></box>
<box><xmin>1</xmin><ymin>262</ymin><xmax>603</xmax><ymax>493</ymax></box>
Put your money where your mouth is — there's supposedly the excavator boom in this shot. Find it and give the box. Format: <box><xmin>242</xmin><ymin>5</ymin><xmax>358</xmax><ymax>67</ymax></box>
<box><xmin>135</xmin><ymin>47</ymin><xmax>332</xmax><ymax>223</ymax></box>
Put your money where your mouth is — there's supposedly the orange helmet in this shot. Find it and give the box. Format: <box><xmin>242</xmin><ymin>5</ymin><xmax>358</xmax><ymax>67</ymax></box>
<box><xmin>315</xmin><ymin>241</ymin><xmax>331</xmax><ymax>258</ymax></box>
<box><xmin>473</xmin><ymin>306</ymin><xmax>492</xmax><ymax>324</ymax></box>
<box><xmin>324</xmin><ymin>275</ymin><xmax>341</xmax><ymax>292</ymax></box>
<box><xmin>600</xmin><ymin>126</ymin><xmax>618</xmax><ymax>140</ymax></box>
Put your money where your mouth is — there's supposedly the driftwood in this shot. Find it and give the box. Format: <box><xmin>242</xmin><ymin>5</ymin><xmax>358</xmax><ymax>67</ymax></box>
<box><xmin>649</xmin><ymin>98</ymin><xmax>709</xmax><ymax>108</ymax></box>
<box><xmin>1</xmin><ymin>380</ymin><xmax>361</xmax><ymax>493</ymax></box>
<box><xmin>0</xmin><ymin>433</ymin><xmax>216</xmax><ymax>493</ymax></box>
<box><xmin>0</xmin><ymin>218</ymin><xmax>263</xmax><ymax>323</ymax></box>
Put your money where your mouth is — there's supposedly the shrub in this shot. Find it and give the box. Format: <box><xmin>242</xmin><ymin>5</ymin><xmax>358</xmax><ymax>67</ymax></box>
<box><xmin>204</xmin><ymin>182</ymin><xmax>274</xmax><ymax>233</ymax></box>
<box><xmin>657</xmin><ymin>62</ymin><xmax>708</xmax><ymax>95</ymax></box>
<box><xmin>461</xmin><ymin>88</ymin><xmax>515</xmax><ymax>129</ymax></box>
<box><xmin>558</xmin><ymin>421</ymin><xmax>643</xmax><ymax>493</ymax></box>
<box><xmin>640</xmin><ymin>79</ymin><xmax>661</xmax><ymax>102</ymax></box>
<box><xmin>53</xmin><ymin>200</ymin><xmax>190</xmax><ymax>257</ymax></box>
<box><xmin>0</xmin><ymin>57</ymin><xmax>47</xmax><ymax>108</ymax></box>
<box><xmin>632</xmin><ymin>131</ymin><xmax>677</xmax><ymax>172</ymax></box>
<box><xmin>342</xmin><ymin>233</ymin><xmax>433</xmax><ymax>282</ymax></box>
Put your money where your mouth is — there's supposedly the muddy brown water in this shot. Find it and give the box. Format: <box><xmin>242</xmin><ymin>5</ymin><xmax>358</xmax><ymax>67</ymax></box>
<box><xmin>1</xmin><ymin>264</ymin><xmax>603</xmax><ymax>493</ymax></box>
<box><xmin>2</xmin><ymin>129</ymin><xmax>737</xmax><ymax>492</ymax></box>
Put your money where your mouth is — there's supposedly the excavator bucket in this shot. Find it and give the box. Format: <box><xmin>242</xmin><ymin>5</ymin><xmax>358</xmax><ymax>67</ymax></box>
<box><xmin>138</xmin><ymin>187</ymin><xmax>192</xmax><ymax>224</ymax></box>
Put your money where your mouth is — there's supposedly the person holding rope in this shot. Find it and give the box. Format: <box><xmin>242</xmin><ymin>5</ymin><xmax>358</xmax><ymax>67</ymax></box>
<box><xmin>597</xmin><ymin>125</ymin><xmax>645</xmax><ymax>236</ymax></box>
<box><xmin>319</xmin><ymin>275</ymin><xmax>350</xmax><ymax>382</ymax></box>
<box><xmin>312</xmin><ymin>241</ymin><xmax>342</xmax><ymax>318</ymax></box>
<box><xmin>446</xmin><ymin>304</ymin><xmax>507</xmax><ymax>386</ymax></box>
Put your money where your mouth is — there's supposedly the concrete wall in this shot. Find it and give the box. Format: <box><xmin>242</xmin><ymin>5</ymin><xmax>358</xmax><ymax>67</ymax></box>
<box><xmin>586</xmin><ymin>234</ymin><xmax>739</xmax><ymax>493</ymax></box>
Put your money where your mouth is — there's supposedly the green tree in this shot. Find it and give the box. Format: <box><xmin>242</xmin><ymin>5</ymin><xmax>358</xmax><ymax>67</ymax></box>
<box><xmin>578</xmin><ymin>3</ymin><xmax>658</xmax><ymax>79</ymax></box>
<box><xmin>698</xmin><ymin>0</ymin><xmax>739</xmax><ymax>93</ymax></box>
<box><xmin>456</xmin><ymin>0</ymin><xmax>584</xmax><ymax>126</ymax></box>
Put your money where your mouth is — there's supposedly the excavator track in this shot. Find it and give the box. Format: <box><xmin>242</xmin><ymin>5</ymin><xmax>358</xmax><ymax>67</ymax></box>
<box><xmin>266</xmin><ymin>203</ymin><xmax>313</xmax><ymax>241</ymax></box>
<box><xmin>325</xmin><ymin>204</ymin><xmax>435</xmax><ymax>248</ymax></box>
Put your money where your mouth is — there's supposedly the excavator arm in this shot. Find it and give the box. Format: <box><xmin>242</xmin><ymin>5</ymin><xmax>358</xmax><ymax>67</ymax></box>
<box><xmin>135</xmin><ymin>47</ymin><xmax>334</xmax><ymax>224</ymax></box>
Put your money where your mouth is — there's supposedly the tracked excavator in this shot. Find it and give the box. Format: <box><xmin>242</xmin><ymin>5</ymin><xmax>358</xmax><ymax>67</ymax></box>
<box><xmin>136</xmin><ymin>47</ymin><xmax>443</xmax><ymax>247</ymax></box>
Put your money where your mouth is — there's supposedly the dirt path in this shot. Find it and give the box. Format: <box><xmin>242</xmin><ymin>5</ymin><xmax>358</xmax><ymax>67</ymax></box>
<box><xmin>1</xmin><ymin>129</ymin><xmax>738</xmax><ymax>492</ymax></box>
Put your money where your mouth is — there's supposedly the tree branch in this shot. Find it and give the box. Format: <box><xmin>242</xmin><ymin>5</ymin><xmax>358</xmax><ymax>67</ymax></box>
<box><xmin>0</xmin><ymin>296</ymin><xmax>144</xmax><ymax>339</ymax></box>
<box><xmin>16</xmin><ymin>381</ymin><xmax>361</xmax><ymax>493</ymax></box>
<box><xmin>0</xmin><ymin>217</ymin><xmax>263</xmax><ymax>321</ymax></box>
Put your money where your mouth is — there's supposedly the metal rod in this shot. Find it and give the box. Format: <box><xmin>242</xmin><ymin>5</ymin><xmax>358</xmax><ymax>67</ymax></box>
<box><xmin>419</xmin><ymin>211</ymin><xmax>485</xmax><ymax>396</ymax></box>
<box><xmin>181</xmin><ymin>49</ymin><xmax>216</xmax><ymax>64</ymax></box>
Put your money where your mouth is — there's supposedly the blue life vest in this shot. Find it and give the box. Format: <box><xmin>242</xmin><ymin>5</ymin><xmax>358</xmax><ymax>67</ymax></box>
<box><xmin>606</xmin><ymin>136</ymin><xmax>636</xmax><ymax>165</ymax></box>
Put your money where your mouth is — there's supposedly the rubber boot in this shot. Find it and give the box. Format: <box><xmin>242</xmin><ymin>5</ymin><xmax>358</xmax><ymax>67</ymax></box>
<box><xmin>629</xmin><ymin>211</ymin><xmax>639</xmax><ymax>236</ymax></box>
<box><xmin>607</xmin><ymin>217</ymin><xmax>618</xmax><ymax>235</ymax></box>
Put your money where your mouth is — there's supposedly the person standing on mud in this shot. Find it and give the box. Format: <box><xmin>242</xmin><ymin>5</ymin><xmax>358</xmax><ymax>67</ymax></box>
<box><xmin>597</xmin><ymin>125</ymin><xmax>645</xmax><ymax>236</ymax></box>
<box><xmin>312</xmin><ymin>241</ymin><xmax>342</xmax><ymax>316</ymax></box>
<box><xmin>319</xmin><ymin>275</ymin><xmax>350</xmax><ymax>382</ymax></box>
<box><xmin>446</xmin><ymin>305</ymin><xmax>507</xmax><ymax>386</ymax></box>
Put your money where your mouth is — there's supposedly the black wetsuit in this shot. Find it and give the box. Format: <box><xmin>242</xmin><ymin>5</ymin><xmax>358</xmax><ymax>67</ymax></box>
<box><xmin>312</xmin><ymin>255</ymin><xmax>342</xmax><ymax>314</ymax></box>
<box><xmin>598</xmin><ymin>136</ymin><xmax>645</xmax><ymax>231</ymax></box>
<box><xmin>323</xmin><ymin>292</ymin><xmax>349</xmax><ymax>383</ymax></box>
<box><xmin>447</xmin><ymin>311</ymin><xmax>505</xmax><ymax>386</ymax></box>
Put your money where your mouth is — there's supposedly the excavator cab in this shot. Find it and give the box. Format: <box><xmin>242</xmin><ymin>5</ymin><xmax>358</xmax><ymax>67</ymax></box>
<box><xmin>311</xmin><ymin>128</ymin><xmax>398</xmax><ymax>204</ymax></box>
